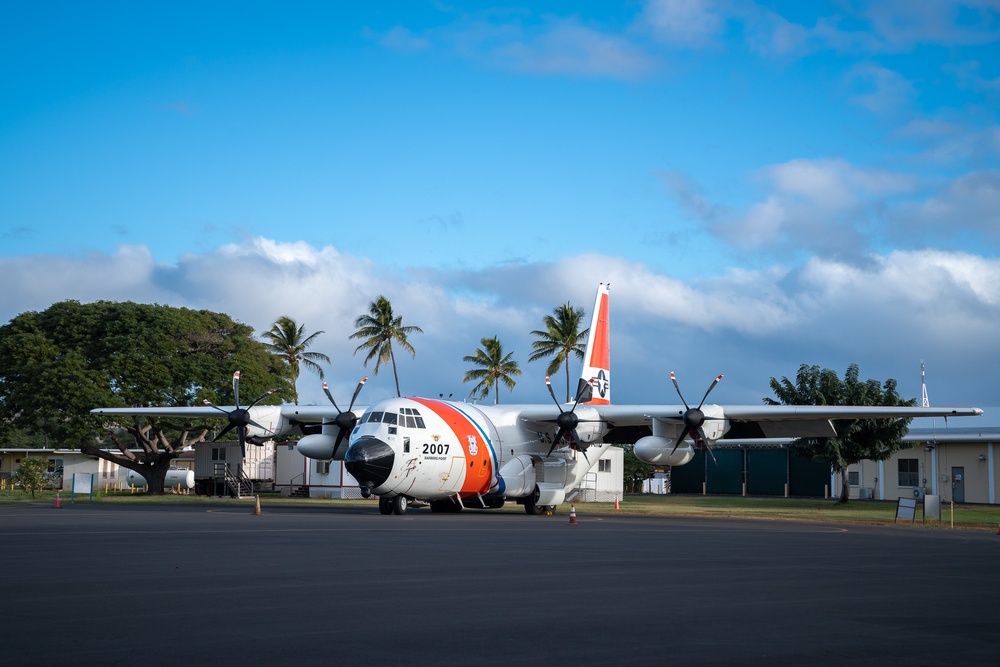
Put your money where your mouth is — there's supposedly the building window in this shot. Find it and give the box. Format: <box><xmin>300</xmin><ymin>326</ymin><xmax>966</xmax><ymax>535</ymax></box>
<box><xmin>47</xmin><ymin>458</ymin><xmax>63</xmax><ymax>476</ymax></box>
<box><xmin>898</xmin><ymin>459</ymin><xmax>919</xmax><ymax>487</ymax></box>
<box><xmin>848</xmin><ymin>471</ymin><xmax>859</xmax><ymax>486</ymax></box>
<box><xmin>598</xmin><ymin>459</ymin><xmax>611</xmax><ymax>473</ymax></box>
<box><xmin>316</xmin><ymin>460</ymin><xmax>331</xmax><ymax>475</ymax></box>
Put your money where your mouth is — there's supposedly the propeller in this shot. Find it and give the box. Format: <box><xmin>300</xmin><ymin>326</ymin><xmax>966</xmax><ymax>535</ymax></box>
<box><xmin>321</xmin><ymin>376</ymin><xmax>368</xmax><ymax>459</ymax></box>
<box><xmin>667</xmin><ymin>372</ymin><xmax>724</xmax><ymax>464</ymax></box>
<box><xmin>203</xmin><ymin>371</ymin><xmax>277</xmax><ymax>457</ymax></box>
<box><xmin>543</xmin><ymin>376</ymin><xmax>596</xmax><ymax>462</ymax></box>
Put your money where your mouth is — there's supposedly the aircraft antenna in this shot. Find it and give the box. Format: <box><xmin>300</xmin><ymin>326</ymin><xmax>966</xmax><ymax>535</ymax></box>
<box><xmin>920</xmin><ymin>360</ymin><xmax>930</xmax><ymax>407</ymax></box>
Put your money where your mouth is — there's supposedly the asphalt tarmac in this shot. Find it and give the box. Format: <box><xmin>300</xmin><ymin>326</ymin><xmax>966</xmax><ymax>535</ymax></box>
<box><xmin>3</xmin><ymin>501</ymin><xmax>998</xmax><ymax>666</ymax></box>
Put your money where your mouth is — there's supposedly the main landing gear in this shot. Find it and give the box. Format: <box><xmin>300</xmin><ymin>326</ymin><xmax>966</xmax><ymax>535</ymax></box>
<box><xmin>378</xmin><ymin>495</ymin><xmax>408</xmax><ymax>515</ymax></box>
<box><xmin>521</xmin><ymin>486</ymin><xmax>555</xmax><ymax>515</ymax></box>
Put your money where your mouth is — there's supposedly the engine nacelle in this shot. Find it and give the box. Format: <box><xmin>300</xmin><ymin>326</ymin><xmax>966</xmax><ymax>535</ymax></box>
<box><xmin>634</xmin><ymin>435</ymin><xmax>695</xmax><ymax>467</ymax></box>
<box><xmin>497</xmin><ymin>454</ymin><xmax>537</xmax><ymax>498</ymax></box>
<box><xmin>297</xmin><ymin>433</ymin><xmax>341</xmax><ymax>460</ymax></box>
<box><xmin>700</xmin><ymin>405</ymin><xmax>729</xmax><ymax>441</ymax></box>
<box><xmin>247</xmin><ymin>405</ymin><xmax>293</xmax><ymax>439</ymax></box>
<box><xmin>573</xmin><ymin>406</ymin><xmax>606</xmax><ymax>444</ymax></box>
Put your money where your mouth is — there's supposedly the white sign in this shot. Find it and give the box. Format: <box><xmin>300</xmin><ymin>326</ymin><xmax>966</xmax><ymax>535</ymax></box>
<box><xmin>72</xmin><ymin>473</ymin><xmax>93</xmax><ymax>494</ymax></box>
<box><xmin>895</xmin><ymin>497</ymin><xmax>916</xmax><ymax>523</ymax></box>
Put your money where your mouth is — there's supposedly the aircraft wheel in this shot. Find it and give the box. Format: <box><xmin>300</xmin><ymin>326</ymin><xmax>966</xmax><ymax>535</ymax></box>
<box><xmin>378</xmin><ymin>497</ymin><xmax>392</xmax><ymax>515</ymax></box>
<box><xmin>391</xmin><ymin>495</ymin><xmax>408</xmax><ymax>515</ymax></box>
<box><xmin>523</xmin><ymin>486</ymin><xmax>543</xmax><ymax>515</ymax></box>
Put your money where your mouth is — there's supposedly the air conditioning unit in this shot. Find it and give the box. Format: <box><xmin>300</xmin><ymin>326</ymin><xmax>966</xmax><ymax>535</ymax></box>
<box><xmin>913</xmin><ymin>487</ymin><xmax>926</xmax><ymax>500</ymax></box>
<box><xmin>858</xmin><ymin>487</ymin><xmax>873</xmax><ymax>500</ymax></box>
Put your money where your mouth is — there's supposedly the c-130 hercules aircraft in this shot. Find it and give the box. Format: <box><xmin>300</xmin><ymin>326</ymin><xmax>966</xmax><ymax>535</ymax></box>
<box><xmin>92</xmin><ymin>284</ymin><xmax>981</xmax><ymax>515</ymax></box>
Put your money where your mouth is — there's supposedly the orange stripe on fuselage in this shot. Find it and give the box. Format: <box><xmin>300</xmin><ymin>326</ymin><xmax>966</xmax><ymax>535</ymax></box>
<box><xmin>409</xmin><ymin>398</ymin><xmax>494</xmax><ymax>496</ymax></box>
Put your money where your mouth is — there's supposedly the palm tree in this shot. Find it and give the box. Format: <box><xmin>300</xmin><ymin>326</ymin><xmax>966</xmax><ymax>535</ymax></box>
<box><xmin>262</xmin><ymin>316</ymin><xmax>331</xmax><ymax>405</ymax></box>
<box><xmin>463</xmin><ymin>336</ymin><xmax>522</xmax><ymax>404</ymax></box>
<box><xmin>350</xmin><ymin>296</ymin><xmax>423</xmax><ymax>397</ymax></box>
<box><xmin>528</xmin><ymin>302</ymin><xmax>588</xmax><ymax>402</ymax></box>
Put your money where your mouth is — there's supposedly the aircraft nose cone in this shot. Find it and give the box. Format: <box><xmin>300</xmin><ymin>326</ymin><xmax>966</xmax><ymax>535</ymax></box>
<box><xmin>344</xmin><ymin>436</ymin><xmax>394</xmax><ymax>488</ymax></box>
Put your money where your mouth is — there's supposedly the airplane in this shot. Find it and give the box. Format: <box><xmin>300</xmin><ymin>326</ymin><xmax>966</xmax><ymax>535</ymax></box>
<box><xmin>91</xmin><ymin>283</ymin><xmax>983</xmax><ymax>515</ymax></box>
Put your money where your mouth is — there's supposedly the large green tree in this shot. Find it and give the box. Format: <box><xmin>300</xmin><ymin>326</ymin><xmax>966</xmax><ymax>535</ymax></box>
<box><xmin>0</xmin><ymin>301</ymin><xmax>291</xmax><ymax>494</ymax></box>
<box><xmin>349</xmin><ymin>296</ymin><xmax>423</xmax><ymax>397</ymax></box>
<box><xmin>765</xmin><ymin>363</ymin><xmax>915</xmax><ymax>503</ymax></box>
<box><xmin>462</xmin><ymin>336</ymin><xmax>522</xmax><ymax>404</ymax></box>
<box><xmin>262</xmin><ymin>316</ymin><xmax>330</xmax><ymax>404</ymax></box>
<box><xmin>529</xmin><ymin>301</ymin><xmax>588</xmax><ymax>402</ymax></box>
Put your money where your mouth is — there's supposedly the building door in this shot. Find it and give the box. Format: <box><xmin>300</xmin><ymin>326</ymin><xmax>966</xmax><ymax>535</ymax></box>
<box><xmin>951</xmin><ymin>466</ymin><xmax>965</xmax><ymax>503</ymax></box>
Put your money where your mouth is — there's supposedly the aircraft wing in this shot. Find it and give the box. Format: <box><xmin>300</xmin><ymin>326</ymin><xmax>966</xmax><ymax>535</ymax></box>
<box><xmin>90</xmin><ymin>405</ymin><xmax>344</xmax><ymax>423</ymax></box>
<box><xmin>586</xmin><ymin>404</ymin><xmax>984</xmax><ymax>443</ymax></box>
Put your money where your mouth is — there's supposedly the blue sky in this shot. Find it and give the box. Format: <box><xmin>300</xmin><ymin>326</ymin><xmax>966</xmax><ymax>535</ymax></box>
<box><xmin>2</xmin><ymin>1</ymin><xmax>998</xmax><ymax>423</ymax></box>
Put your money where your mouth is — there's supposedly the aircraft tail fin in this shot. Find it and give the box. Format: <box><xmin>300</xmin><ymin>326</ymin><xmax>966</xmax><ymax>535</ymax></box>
<box><xmin>580</xmin><ymin>283</ymin><xmax>610</xmax><ymax>405</ymax></box>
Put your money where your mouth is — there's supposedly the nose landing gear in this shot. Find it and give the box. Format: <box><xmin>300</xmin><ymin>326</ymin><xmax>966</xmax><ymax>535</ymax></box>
<box><xmin>378</xmin><ymin>495</ymin><xmax>408</xmax><ymax>515</ymax></box>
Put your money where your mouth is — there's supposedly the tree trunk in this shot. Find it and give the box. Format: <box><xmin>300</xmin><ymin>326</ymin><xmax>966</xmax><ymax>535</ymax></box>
<box><xmin>389</xmin><ymin>345</ymin><xmax>401</xmax><ymax>397</ymax></box>
<box><xmin>81</xmin><ymin>443</ymin><xmax>178</xmax><ymax>495</ymax></box>
<box><xmin>838</xmin><ymin>467</ymin><xmax>850</xmax><ymax>504</ymax></box>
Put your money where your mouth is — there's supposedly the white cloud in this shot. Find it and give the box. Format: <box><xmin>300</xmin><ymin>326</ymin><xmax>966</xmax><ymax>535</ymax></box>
<box><xmin>2</xmin><ymin>245</ymin><xmax>176</xmax><ymax>309</ymax></box>
<box><xmin>639</xmin><ymin>0</ymin><xmax>728</xmax><ymax>48</ymax></box>
<box><xmin>2</xmin><ymin>239</ymin><xmax>997</xmax><ymax>408</ymax></box>
<box><xmin>892</xmin><ymin>169</ymin><xmax>1000</xmax><ymax>237</ymax></box>
<box><xmin>669</xmin><ymin>158</ymin><xmax>918</xmax><ymax>258</ymax></box>
<box><xmin>862</xmin><ymin>0</ymin><xmax>1000</xmax><ymax>49</ymax></box>
<box><xmin>845</xmin><ymin>62</ymin><xmax>915</xmax><ymax>114</ymax></box>
<box><xmin>373</xmin><ymin>25</ymin><xmax>430</xmax><ymax>52</ymax></box>
<box><xmin>493</xmin><ymin>19</ymin><xmax>656</xmax><ymax>79</ymax></box>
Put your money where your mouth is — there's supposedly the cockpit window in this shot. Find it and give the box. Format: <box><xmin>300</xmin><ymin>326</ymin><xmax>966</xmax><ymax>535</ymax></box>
<box><xmin>382</xmin><ymin>412</ymin><xmax>397</xmax><ymax>425</ymax></box>
<box><xmin>363</xmin><ymin>411</ymin><xmax>383</xmax><ymax>424</ymax></box>
<box><xmin>399</xmin><ymin>407</ymin><xmax>425</xmax><ymax>429</ymax></box>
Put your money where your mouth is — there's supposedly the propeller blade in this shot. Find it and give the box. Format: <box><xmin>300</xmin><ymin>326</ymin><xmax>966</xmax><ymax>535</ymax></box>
<box><xmin>572</xmin><ymin>377</ymin><xmax>591</xmax><ymax>408</ymax></box>
<box><xmin>666</xmin><ymin>373</ymin><xmax>724</xmax><ymax>459</ymax></box>
<box><xmin>544</xmin><ymin>377</ymin><xmax>561</xmax><ymax>407</ymax></box>
<box><xmin>247</xmin><ymin>419</ymin><xmax>268</xmax><ymax>432</ymax></box>
<box><xmin>322</xmin><ymin>376</ymin><xmax>368</xmax><ymax>460</ymax></box>
<box><xmin>322</xmin><ymin>381</ymin><xmax>342</xmax><ymax>412</ymax></box>
<box><xmin>699</xmin><ymin>431</ymin><xmax>718</xmax><ymax>466</ymax></box>
<box><xmin>331</xmin><ymin>428</ymin><xmax>350</xmax><ymax>460</ymax></box>
<box><xmin>542</xmin><ymin>376</ymin><xmax>595</xmax><ymax>458</ymax></box>
<box><xmin>203</xmin><ymin>399</ymin><xmax>228</xmax><ymax>416</ymax></box>
<box><xmin>670</xmin><ymin>372</ymin><xmax>689</xmax><ymax>410</ymax></box>
<box><xmin>214</xmin><ymin>422</ymin><xmax>236</xmax><ymax>442</ymax></box>
<box><xmin>696</xmin><ymin>374</ymin><xmax>724</xmax><ymax>410</ymax></box>
<box><xmin>667</xmin><ymin>429</ymin><xmax>688</xmax><ymax>458</ymax></box>
<box><xmin>204</xmin><ymin>373</ymin><xmax>276</xmax><ymax>447</ymax></box>
<box><xmin>232</xmin><ymin>371</ymin><xmax>241</xmax><ymax>408</ymax></box>
<box><xmin>246</xmin><ymin>388</ymin><xmax>277</xmax><ymax>410</ymax></box>
<box><xmin>347</xmin><ymin>377</ymin><xmax>368</xmax><ymax>412</ymax></box>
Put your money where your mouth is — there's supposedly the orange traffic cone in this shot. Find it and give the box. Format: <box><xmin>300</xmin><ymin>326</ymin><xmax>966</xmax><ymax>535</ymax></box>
<box><xmin>252</xmin><ymin>495</ymin><xmax>261</xmax><ymax>516</ymax></box>
<box><xmin>614</xmin><ymin>496</ymin><xmax>620</xmax><ymax>510</ymax></box>
<box><xmin>54</xmin><ymin>491</ymin><xmax>61</xmax><ymax>509</ymax></box>
<box><xmin>568</xmin><ymin>504</ymin><xmax>577</xmax><ymax>525</ymax></box>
